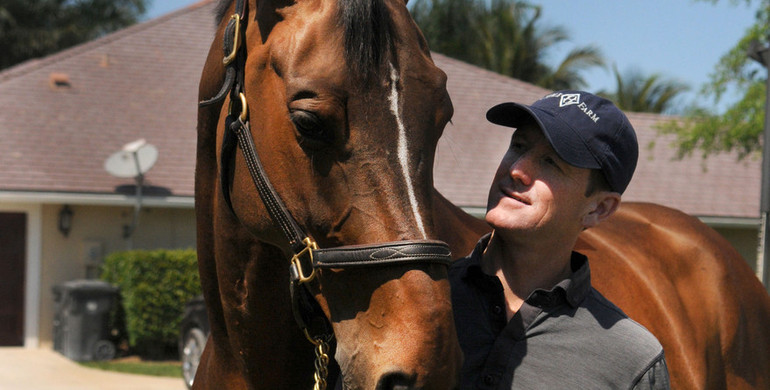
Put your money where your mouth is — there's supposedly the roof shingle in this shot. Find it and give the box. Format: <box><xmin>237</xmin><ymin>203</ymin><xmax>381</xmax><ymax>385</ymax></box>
<box><xmin>0</xmin><ymin>0</ymin><xmax>760</xmax><ymax>219</ymax></box>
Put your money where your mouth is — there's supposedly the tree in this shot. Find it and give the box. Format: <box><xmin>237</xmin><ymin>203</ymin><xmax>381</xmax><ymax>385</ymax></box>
<box><xmin>409</xmin><ymin>0</ymin><xmax>485</xmax><ymax>67</ymax></box>
<box><xmin>0</xmin><ymin>0</ymin><xmax>148</xmax><ymax>70</ymax></box>
<box><xmin>658</xmin><ymin>0</ymin><xmax>769</xmax><ymax>160</ymax></box>
<box><xmin>410</xmin><ymin>0</ymin><xmax>606</xmax><ymax>90</ymax></box>
<box><xmin>599</xmin><ymin>65</ymin><xmax>690</xmax><ymax>114</ymax></box>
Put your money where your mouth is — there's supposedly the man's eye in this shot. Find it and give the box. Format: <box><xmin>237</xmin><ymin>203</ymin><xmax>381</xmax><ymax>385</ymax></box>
<box><xmin>544</xmin><ymin>156</ymin><xmax>563</xmax><ymax>171</ymax></box>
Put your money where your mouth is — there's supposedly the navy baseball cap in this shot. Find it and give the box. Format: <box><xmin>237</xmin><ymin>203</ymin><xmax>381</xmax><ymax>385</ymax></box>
<box><xmin>486</xmin><ymin>90</ymin><xmax>638</xmax><ymax>194</ymax></box>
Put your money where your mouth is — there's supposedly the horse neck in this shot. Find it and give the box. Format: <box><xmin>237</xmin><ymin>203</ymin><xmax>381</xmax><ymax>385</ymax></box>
<box><xmin>431</xmin><ymin>188</ymin><xmax>490</xmax><ymax>259</ymax></box>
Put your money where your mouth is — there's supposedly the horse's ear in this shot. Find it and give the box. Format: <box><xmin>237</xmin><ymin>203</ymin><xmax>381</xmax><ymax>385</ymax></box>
<box><xmin>256</xmin><ymin>0</ymin><xmax>295</xmax><ymax>42</ymax></box>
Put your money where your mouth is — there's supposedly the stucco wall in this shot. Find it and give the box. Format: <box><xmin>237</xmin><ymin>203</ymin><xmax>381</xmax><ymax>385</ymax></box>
<box><xmin>712</xmin><ymin>225</ymin><xmax>761</xmax><ymax>274</ymax></box>
<box><xmin>37</xmin><ymin>203</ymin><xmax>196</xmax><ymax>348</ymax></box>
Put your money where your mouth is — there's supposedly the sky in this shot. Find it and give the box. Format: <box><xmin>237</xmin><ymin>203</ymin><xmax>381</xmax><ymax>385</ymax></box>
<box><xmin>146</xmin><ymin>0</ymin><xmax>759</xmax><ymax>111</ymax></box>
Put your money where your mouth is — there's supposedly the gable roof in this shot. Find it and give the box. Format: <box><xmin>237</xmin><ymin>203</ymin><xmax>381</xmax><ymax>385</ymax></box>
<box><xmin>0</xmin><ymin>1</ymin><xmax>214</xmax><ymax>200</ymax></box>
<box><xmin>0</xmin><ymin>0</ymin><xmax>760</xmax><ymax>220</ymax></box>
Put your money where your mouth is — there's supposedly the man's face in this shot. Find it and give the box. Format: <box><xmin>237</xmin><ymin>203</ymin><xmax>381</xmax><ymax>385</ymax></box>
<box><xmin>485</xmin><ymin>123</ymin><xmax>596</xmax><ymax>241</ymax></box>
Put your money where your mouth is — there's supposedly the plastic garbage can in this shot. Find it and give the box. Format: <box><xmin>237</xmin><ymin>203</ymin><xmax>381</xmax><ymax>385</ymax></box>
<box><xmin>52</xmin><ymin>279</ymin><xmax>119</xmax><ymax>361</ymax></box>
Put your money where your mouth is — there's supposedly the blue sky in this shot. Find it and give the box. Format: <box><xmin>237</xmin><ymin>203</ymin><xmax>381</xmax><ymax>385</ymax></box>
<box><xmin>533</xmin><ymin>0</ymin><xmax>757</xmax><ymax>111</ymax></box>
<box><xmin>147</xmin><ymin>0</ymin><xmax>758</xmax><ymax>110</ymax></box>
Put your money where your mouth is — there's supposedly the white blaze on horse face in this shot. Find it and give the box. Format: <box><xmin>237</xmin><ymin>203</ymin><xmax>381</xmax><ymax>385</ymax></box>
<box><xmin>388</xmin><ymin>63</ymin><xmax>428</xmax><ymax>239</ymax></box>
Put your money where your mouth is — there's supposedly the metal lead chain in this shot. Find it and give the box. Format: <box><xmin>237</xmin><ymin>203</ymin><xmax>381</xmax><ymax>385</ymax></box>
<box><xmin>305</xmin><ymin>330</ymin><xmax>332</xmax><ymax>390</ymax></box>
<box><xmin>313</xmin><ymin>337</ymin><xmax>330</xmax><ymax>390</ymax></box>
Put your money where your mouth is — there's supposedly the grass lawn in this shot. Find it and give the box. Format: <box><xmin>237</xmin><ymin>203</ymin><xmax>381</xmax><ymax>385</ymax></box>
<box><xmin>79</xmin><ymin>356</ymin><xmax>182</xmax><ymax>378</ymax></box>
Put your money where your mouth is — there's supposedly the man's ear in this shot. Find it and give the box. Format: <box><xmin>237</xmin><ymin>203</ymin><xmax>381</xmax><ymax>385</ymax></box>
<box><xmin>582</xmin><ymin>192</ymin><xmax>621</xmax><ymax>229</ymax></box>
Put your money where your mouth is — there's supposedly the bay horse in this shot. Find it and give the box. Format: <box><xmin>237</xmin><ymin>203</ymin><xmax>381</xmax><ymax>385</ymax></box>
<box><xmin>195</xmin><ymin>0</ymin><xmax>476</xmax><ymax>388</ymax></box>
<box><xmin>195</xmin><ymin>0</ymin><xmax>770</xmax><ymax>389</ymax></box>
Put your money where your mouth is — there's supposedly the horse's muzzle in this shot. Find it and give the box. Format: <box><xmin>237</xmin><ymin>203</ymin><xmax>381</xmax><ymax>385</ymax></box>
<box><xmin>375</xmin><ymin>371</ymin><xmax>415</xmax><ymax>390</ymax></box>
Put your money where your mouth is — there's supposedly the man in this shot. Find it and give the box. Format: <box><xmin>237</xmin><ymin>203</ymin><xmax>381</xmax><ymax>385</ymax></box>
<box><xmin>450</xmin><ymin>91</ymin><xmax>670</xmax><ymax>389</ymax></box>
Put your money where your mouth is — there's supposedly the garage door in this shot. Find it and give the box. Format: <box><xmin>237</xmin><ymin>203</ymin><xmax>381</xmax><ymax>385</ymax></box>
<box><xmin>0</xmin><ymin>212</ymin><xmax>26</xmax><ymax>346</ymax></box>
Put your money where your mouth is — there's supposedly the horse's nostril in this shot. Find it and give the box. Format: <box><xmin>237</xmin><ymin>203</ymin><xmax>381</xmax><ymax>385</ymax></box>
<box><xmin>375</xmin><ymin>371</ymin><xmax>416</xmax><ymax>390</ymax></box>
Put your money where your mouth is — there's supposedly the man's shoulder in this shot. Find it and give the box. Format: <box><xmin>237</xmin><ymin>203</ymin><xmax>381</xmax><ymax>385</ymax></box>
<box><xmin>580</xmin><ymin>288</ymin><xmax>663</xmax><ymax>354</ymax></box>
<box><xmin>539</xmin><ymin>288</ymin><xmax>668</xmax><ymax>387</ymax></box>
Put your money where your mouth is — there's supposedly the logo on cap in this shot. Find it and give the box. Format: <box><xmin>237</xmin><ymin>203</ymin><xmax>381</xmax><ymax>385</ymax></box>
<box><xmin>559</xmin><ymin>93</ymin><xmax>580</xmax><ymax>107</ymax></box>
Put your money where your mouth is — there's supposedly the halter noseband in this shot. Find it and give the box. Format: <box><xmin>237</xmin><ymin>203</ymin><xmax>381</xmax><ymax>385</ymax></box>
<box><xmin>200</xmin><ymin>2</ymin><xmax>452</xmax><ymax>388</ymax></box>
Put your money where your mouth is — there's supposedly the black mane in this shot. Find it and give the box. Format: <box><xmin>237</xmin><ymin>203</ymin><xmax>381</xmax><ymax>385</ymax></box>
<box><xmin>215</xmin><ymin>0</ymin><xmax>233</xmax><ymax>25</ymax></box>
<box><xmin>215</xmin><ymin>0</ymin><xmax>395</xmax><ymax>79</ymax></box>
<box><xmin>338</xmin><ymin>0</ymin><xmax>395</xmax><ymax>80</ymax></box>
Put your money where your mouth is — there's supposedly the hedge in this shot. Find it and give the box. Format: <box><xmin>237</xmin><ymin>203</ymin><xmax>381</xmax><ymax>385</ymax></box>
<box><xmin>101</xmin><ymin>249</ymin><xmax>201</xmax><ymax>358</ymax></box>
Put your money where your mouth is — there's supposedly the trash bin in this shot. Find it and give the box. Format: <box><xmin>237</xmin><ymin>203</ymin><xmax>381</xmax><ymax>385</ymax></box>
<box><xmin>52</xmin><ymin>279</ymin><xmax>119</xmax><ymax>361</ymax></box>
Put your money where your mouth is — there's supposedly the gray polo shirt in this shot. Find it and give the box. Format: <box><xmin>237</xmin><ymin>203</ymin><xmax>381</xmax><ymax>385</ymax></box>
<box><xmin>450</xmin><ymin>234</ymin><xmax>670</xmax><ymax>389</ymax></box>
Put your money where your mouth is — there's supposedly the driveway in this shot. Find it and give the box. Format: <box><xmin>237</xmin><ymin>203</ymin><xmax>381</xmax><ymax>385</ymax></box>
<box><xmin>0</xmin><ymin>348</ymin><xmax>187</xmax><ymax>390</ymax></box>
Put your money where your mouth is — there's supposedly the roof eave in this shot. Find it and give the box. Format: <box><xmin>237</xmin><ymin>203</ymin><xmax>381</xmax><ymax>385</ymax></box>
<box><xmin>0</xmin><ymin>190</ymin><xmax>194</xmax><ymax>208</ymax></box>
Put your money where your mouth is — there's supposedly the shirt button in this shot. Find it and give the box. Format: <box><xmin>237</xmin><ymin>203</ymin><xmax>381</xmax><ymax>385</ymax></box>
<box><xmin>492</xmin><ymin>305</ymin><xmax>503</xmax><ymax>315</ymax></box>
<box><xmin>483</xmin><ymin>374</ymin><xmax>498</xmax><ymax>385</ymax></box>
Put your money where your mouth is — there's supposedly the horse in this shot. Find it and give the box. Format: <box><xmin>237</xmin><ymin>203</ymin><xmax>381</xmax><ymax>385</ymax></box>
<box><xmin>194</xmin><ymin>0</ymin><xmax>477</xmax><ymax>388</ymax></box>
<box><xmin>195</xmin><ymin>0</ymin><xmax>770</xmax><ymax>389</ymax></box>
<box><xmin>578</xmin><ymin>202</ymin><xmax>770</xmax><ymax>389</ymax></box>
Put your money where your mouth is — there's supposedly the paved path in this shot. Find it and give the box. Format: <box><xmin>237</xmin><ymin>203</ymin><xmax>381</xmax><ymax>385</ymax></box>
<box><xmin>0</xmin><ymin>348</ymin><xmax>187</xmax><ymax>390</ymax></box>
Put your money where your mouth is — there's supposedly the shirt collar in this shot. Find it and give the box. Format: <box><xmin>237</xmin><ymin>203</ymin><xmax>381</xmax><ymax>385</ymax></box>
<box><xmin>458</xmin><ymin>233</ymin><xmax>592</xmax><ymax>308</ymax></box>
<box><xmin>559</xmin><ymin>251</ymin><xmax>591</xmax><ymax>308</ymax></box>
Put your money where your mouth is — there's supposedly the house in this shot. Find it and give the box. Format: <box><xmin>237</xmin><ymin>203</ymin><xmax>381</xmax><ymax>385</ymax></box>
<box><xmin>0</xmin><ymin>0</ymin><xmax>762</xmax><ymax>349</ymax></box>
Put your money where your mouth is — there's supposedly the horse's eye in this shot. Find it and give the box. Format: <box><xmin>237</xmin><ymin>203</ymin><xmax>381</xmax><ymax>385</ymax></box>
<box><xmin>290</xmin><ymin>110</ymin><xmax>332</xmax><ymax>144</ymax></box>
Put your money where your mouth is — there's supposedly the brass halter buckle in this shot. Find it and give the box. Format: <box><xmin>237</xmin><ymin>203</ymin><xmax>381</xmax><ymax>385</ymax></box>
<box><xmin>236</xmin><ymin>92</ymin><xmax>248</xmax><ymax>122</ymax></box>
<box><xmin>291</xmin><ymin>237</ymin><xmax>319</xmax><ymax>284</ymax></box>
<box><xmin>223</xmin><ymin>14</ymin><xmax>242</xmax><ymax>65</ymax></box>
<box><xmin>227</xmin><ymin>92</ymin><xmax>249</xmax><ymax>123</ymax></box>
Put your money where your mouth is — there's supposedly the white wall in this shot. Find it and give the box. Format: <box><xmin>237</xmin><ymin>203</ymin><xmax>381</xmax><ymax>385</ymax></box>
<box><xmin>37</xmin><ymin>203</ymin><xmax>196</xmax><ymax>348</ymax></box>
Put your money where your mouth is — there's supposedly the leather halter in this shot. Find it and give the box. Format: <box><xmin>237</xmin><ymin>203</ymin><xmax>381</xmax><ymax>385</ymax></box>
<box><xmin>200</xmin><ymin>0</ymin><xmax>452</xmax><ymax>346</ymax></box>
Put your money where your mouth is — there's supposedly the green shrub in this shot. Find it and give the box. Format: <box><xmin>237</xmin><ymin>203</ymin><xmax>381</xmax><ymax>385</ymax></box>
<box><xmin>101</xmin><ymin>249</ymin><xmax>200</xmax><ymax>359</ymax></box>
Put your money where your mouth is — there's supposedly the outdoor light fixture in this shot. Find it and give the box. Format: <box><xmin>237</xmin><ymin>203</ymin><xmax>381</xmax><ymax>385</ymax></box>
<box><xmin>58</xmin><ymin>205</ymin><xmax>73</xmax><ymax>237</ymax></box>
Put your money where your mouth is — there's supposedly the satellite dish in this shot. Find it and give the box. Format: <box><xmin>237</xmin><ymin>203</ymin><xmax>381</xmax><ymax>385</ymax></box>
<box><xmin>103</xmin><ymin>139</ymin><xmax>159</xmax><ymax>248</ymax></box>
<box><xmin>104</xmin><ymin>139</ymin><xmax>158</xmax><ymax>178</ymax></box>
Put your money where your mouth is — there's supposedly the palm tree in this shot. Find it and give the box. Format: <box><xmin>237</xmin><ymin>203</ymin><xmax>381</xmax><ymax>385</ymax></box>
<box><xmin>599</xmin><ymin>65</ymin><xmax>690</xmax><ymax>114</ymax></box>
<box><xmin>477</xmin><ymin>1</ymin><xmax>547</xmax><ymax>81</ymax></box>
<box><xmin>410</xmin><ymin>0</ymin><xmax>605</xmax><ymax>90</ymax></box>
<box><xmin>409</xmin><ymin>0</ymin><xmax>485</xmax><ymax>66</ymax></box>
<box><xmin>538</xmin><ymin>46</ymin><xmax>606</xmax><ymax>90</ymax></box>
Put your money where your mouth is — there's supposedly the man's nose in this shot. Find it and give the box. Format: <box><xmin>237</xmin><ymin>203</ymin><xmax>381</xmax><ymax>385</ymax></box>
<box><xmin>509</xmin><ymin>154</ymin><xmax>534</xmax><ymax>186</ymax></box>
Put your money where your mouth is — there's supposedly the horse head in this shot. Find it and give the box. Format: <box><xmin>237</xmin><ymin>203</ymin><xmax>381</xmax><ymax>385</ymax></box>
<box><xmin>196</xmin><ymin>0</ymin><xmax>460</xmax><ymax>388</ymax></box>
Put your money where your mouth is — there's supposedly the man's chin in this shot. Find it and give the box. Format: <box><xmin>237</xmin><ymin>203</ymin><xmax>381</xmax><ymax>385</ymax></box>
<box><xmin>487</xmin><ymin>200</ymin><xmax>534</xmax><ymax>225</ymax></box>
<box><xmin>485</xmin><ymin>208</ymin><xmax>518</xmax><ymax>228</ymax></box>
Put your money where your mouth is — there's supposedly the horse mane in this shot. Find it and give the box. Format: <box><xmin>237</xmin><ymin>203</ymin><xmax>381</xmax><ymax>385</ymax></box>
<box><xmin>338</xmin><ymin>0</ymin><xmax>395</xmax><ymax>80</ymax></box>
<box><xmin>214</xmin><ymin>0</ymin><xmax>394</xmax><ymax>80</ymax></box>
<box><xmin>215</xmin><ymin>0</ymin><xmax>233</xmax><ymax>25</ymax></box>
